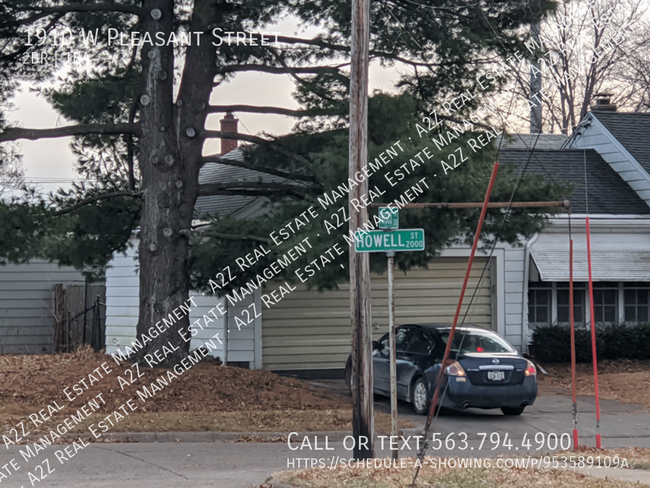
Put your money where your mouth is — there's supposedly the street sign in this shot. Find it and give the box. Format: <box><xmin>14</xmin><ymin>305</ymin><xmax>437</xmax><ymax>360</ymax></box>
<box><xmin>378</xmin><ymin>207</ymin><xmax>399</xmax><ymax>229</ymax></box>
<box><xmin>354</xmin><ymin>229</ymin><xmax>425</xmax><ymax>252</ymax></box>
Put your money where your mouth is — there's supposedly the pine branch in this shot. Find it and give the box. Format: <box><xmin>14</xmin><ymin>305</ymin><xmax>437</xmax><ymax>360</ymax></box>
<box><xmin>189</xmin><ymin>228</ymin><xmax>273</xmax><ymax>244</ymax></box>
<box><xmin>3</xmin><ymin>3</ymin><xmax>142</xmax><ymax>28</ymax></box>
<box><xmin>200</xmin><ymin>155</ymin><xmax>317</xmax><ymax>183</ymax></box>
<box><xmin>52</xmin><ymin>190</ymin><xmax>142</xmax><ymax>216</ymax></box>
<box><xmin>207</xmin><ymin>104</ymin><xmax>337</xmax><ymax>117</ymax></box>
<box><xmin>274</xmin><ymin>35</ymin><xmax>440</xmax><ymax>68</ymax></box>
<box><xmin>198</xmin><ymin>182</ymin><xmax>318</xmax><ymax>199</ymax></box>
<box><xmin>203</xmin><ymin>130</ymin><xmax>312</xmax><ymax>167</ymax></box>
<box><xmin>0</xmin><ymin>124</ymin><xmax>141</xmax><ymax>143</ymax></box>
<box><xmin>22</xmin><ymin>3</ymin><xmax>142</xmax><ymax>15</ymax></box>
<box><xmin>215</xmin><ymin>64</ymin><xmax>344</xmax><ymax>76</ymax></box>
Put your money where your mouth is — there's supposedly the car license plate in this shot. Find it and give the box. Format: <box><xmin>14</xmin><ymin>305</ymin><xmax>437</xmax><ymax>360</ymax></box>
<box><xmin>487</xmin><ymin>371</ymin><xmax>505</xmax><ymax>381</ymax></box>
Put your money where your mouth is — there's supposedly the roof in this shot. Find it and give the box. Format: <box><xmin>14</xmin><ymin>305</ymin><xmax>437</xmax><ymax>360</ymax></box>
<box><xmin>590</xmin><ymin>112</ymin><xmax>650</xmax><ymax>174</ymax></box>
<box><xmin>194</xmin><ymin>148</ymin><xmax>287</xmax><ymax>218</ymax></box>
<box><xmin>530</xmin><ymin>231</ymin><xmax>650</xmax><ymax>281</ymax></box>
<box><xmin>497</xmin><ymin>133</ymin><xmax>568</xmax><ymax>150</ymax></box>
<box><xmin>499</xmin><ymin>148</ymin><xmax>650</xmax><ymax>215</ymax></box>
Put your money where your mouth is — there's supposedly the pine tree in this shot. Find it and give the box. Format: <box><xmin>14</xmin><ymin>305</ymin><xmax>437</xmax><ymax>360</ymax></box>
<box><xmin>0</xmin><ymin>0</ymin><xmax>558</xmax><ymax>363</ymax></box>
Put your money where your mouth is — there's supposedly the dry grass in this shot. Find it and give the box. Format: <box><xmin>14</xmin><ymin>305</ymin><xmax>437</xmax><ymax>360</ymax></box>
<box><xmin>1</xmin><ymin>347</ymin><xmax>391</xmax><ymax>436</ymax></box>
<box><xmin>271</xmin><ymin>456</ymin><xmax>644</xmax><ymax>488</ymax></box>
<box><xmin>537</xmin><ymin>359</ymin><xmax>650</xmax><ymax>409</ymax></box>
<box><xmin>554</xmin><ymin>447</ymin><xmax>650</xmax><ymax>470</ymax></box>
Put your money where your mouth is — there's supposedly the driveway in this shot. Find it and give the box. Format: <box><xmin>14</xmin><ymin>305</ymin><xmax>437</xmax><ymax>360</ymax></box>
<box><xmin>311</xmin><ymin>378</ymin><xmax>650</xmax><ymax>451</ymax></box>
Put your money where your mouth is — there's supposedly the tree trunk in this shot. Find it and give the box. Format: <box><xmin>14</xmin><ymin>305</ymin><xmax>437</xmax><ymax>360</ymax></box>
<box><xmin>135</xmin><ymin>0</ymin><xmax>222</xmax><ymax>367</ymax></box>
<box><xmin>136</xmin><ymin>0</ymin><xmax>191</xmax><ymax>366</ymax></box>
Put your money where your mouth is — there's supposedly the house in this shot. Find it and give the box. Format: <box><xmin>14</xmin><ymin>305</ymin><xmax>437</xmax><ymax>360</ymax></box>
<box><xmin>104</xmin><ymin>104</ymin><xmax>650</xmax><ymax>377</ymax></box>
<box><xmin>0</xmin><ymin>261</ymin><xmax>87</xmax><ymax>354</ymax></box>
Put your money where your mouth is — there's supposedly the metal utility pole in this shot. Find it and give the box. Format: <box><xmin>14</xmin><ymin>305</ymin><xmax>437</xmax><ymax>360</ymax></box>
<box><xmin>349</xmin><ymin>0</ymin><xmax>374</xmax><ymax>459</ymax></box>
<box><xmin>387</xmin><ymin>250</ymin><xmax>398</xmax><ymax>460</ymax></box>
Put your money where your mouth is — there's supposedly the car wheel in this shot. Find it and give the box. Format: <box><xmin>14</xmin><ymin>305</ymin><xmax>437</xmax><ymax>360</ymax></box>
<box><xmin>411</xmin><ymin>377</ymin><xmax>430</xmax><ymax>415</ymax></box>
<box><xmin>501</xmin><ymin>406</ymin><xmax>525</xmax><ymax>416</ymax></box>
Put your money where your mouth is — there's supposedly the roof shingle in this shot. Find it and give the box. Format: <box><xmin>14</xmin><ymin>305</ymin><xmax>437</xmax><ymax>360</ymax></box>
<box><xmin>499</xmin><ymin>148</ymin><xmax>650</xmax><ymax>215</ymax></box>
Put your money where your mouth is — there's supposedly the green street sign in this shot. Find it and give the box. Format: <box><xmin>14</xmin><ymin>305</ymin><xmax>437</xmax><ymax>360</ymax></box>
<box><xmin>354</xmin><ymin>229</ymin><xmax>425</xmax><ymax>252</ymax></box>
<box><xmin>378</xmin><ymin>206</ymin><xmax>399</xmax><ymax>229</ymax></box>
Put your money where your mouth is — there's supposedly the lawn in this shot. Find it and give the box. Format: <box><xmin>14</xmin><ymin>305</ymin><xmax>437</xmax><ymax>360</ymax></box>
<box><xmin>270</xmin><ymin>456</ymin><xmax>645</xmax><ymax>488</ymax></box>
<box><xmin>537</xmin><ymin>359</ymin><xmax>650</xmax><ymax>409</ymax></box>
<box><xmin>0</xmin><ymin>347</ymin><xmax>410</xmax><ymax>439</ymax></box>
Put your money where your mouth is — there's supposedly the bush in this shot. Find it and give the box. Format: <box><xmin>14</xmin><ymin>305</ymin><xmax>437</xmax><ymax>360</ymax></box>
<box><xmin>531</xmin><ymin>323</ymin><xmax>650</xmax><ymax>363</ymax></box>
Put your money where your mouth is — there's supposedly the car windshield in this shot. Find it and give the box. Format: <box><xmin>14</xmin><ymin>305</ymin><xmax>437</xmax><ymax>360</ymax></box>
<box><xmin>437</xmin><ymin>328</ymin><xmax>515</xmax><ymax>354</ymax></box>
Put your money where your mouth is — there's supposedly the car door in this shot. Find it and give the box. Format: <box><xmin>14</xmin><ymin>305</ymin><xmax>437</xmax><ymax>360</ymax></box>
<box><xmin>397</xmin><ymin>326</ymin><xmax>436</xmax><ymax>399</ymax></box>
<box><xmin>373</xmin><ymin>326</ymin><xmax>411</xmax><ymax>395</ymax></box>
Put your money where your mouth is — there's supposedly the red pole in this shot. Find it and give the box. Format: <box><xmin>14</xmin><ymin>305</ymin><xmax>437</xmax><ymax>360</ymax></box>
<box><xmin>585</xmin><ymin>217</ymin><xmax>602</xmax><ymax>448</ymax></box>
<box><xmin>569</xmin><ymin>239</ymin><xmax>579</xmax><ymax>449</ymax></box>
<box><xmin>422</xmin><ymin>162</ymin><xmax>500</xmax><ymax>433</ymax></box>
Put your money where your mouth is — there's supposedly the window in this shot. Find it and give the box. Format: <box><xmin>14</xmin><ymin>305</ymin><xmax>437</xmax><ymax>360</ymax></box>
<box><xmin>528</xmin><ymin>282</ymin><xmax>552</xmax><ymax>325</ymax></box>
<box><xmin>395</xmin><ymin>327</ymin><xmax>410</xmax><ymax>351</ymax></box>
<box><xmin>438</xmin><ymin>328</ymin><xmax>516</xmax><ymax>354</ymax></box>
<box><xmin>593</xmin><ymin>282</ymin><xmax>618</xmax><ymax>323</ymax></box>
<box><xmin>403</xmin><ymin>328</ymin><xmax>434</xmax><ymax>354</ymax></box>
<box><xmin>624</xmin><ymin>283</ymin><xmax>650</xmax><ymax>323</ymax></box>
<box><xmin>557</xmin><ymin>282</ymin><xmax>586</xmax><ymax>325</ymax></box>
<box><xmin>378</xmin><ymin>327</ymin><xmax>410</xmax><ymax>353</ymax></box>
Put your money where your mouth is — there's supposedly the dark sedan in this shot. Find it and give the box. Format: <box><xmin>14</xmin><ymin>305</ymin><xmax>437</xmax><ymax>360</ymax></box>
<box><xmin>345</xmin><ymin>323</ymin><xmax>537</xmax><ymax>416</ymax></box>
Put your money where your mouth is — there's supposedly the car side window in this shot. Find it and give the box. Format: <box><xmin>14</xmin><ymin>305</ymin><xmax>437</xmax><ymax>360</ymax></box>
<box><xmin>404</xmin><ymin>328</ymin><xmax>434</xmax><ymax>354</ymax></box>
<box><xmin>395</xmin><ymin>326</ymin><xmax>411</xmax><ymax>351</ymax></box>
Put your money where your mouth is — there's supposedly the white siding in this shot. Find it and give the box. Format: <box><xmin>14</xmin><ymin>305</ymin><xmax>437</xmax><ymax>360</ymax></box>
<box><xmin>104</xmin><ymin>243</ymin><xmax>139</xmax><ymax>354</ymax></box>
<box><xmin>222</xmin><ymin>289</ymin><xmax>260</xmax><ymax>366</ymax></box>
<box><xmin>0</xmin><ymin>261</ymin><xmax>86</xmax><ymax>354</ymax></box>
<box><xmin>503</xmin><ymin>246</ymin><xmax>526</xmax><ymax>350</ymax></box>
<box><xmin>104</xmin><ymin>239</ymin><xmax>256</xmax><ymax>364</ymax></box>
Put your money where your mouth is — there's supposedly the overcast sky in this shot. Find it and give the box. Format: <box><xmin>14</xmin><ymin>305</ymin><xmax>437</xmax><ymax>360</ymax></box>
<box><xmin>10</xmin><ymin>15</ymin><xmax>401</xmax><ymax>194</ymax></box>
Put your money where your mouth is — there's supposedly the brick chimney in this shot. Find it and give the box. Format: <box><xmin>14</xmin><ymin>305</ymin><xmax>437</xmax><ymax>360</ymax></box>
<box><xmin>220</xmin><ymin>112</ymin><xmax>238</xmax><ymax>155</ymax></box>
<box><xmin>590</xmin><ymin>93</ymin><xmax>617</xmax><ymax>112</ymax></box>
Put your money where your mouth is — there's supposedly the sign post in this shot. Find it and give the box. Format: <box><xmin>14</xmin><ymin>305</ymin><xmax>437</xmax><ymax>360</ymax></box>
<box><xmin>355</xmin><ymin>207</ymin><xmax>426</xmax><ymax>460</ymax></box>
<box><xmin>386</xmin><ymin>249</ymin><xmax>398</xmax><ymax>459</ymax></box>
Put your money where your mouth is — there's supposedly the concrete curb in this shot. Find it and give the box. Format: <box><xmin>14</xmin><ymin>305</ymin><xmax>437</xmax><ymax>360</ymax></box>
<box><xmin>20</xmin><ymin>427</ymin><xmax>424</xmax><ymax>444</ymax></box>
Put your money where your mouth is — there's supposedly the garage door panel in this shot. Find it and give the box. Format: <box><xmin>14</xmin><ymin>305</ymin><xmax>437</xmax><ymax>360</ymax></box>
<box><xmin>262</xmin><ymin>257</ymin><xmax>492</xmax><ymax>371</ymax></box>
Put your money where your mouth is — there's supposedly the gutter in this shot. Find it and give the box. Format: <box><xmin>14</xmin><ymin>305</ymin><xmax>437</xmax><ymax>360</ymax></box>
<box><xmin>521</xmin><ymin>233</ymin><xmax>540</xmax><ymax>354</ymax></box>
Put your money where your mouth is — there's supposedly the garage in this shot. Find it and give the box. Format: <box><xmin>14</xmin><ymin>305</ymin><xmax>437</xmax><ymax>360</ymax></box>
<box><xmin>261</xmin><ymin>256</ymin><xmax>493</xmax><ymax>373</ymax></box>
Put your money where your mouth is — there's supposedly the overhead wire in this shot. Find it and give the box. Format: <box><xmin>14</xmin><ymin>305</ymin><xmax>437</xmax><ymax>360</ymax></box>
<box><xmin>399</xmin><ymin>1</ymin><xmax>578</xmax><ymax>482</ymax></box>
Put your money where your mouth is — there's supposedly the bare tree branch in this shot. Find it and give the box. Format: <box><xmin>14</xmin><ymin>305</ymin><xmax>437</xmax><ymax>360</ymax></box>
<box><xmin>0</xmin><ymin>124</ymin><xmax>141</xmax><ymax>143</ymax></box>
<box><xmin>200</xmin><ymin>155</ymin><xmax>317</xmax><ymax>183</ymax></box>
<box><xmin>51</xmin><ymin>190</ymin><xmax>142</xmax><ymax>216</ymax></box>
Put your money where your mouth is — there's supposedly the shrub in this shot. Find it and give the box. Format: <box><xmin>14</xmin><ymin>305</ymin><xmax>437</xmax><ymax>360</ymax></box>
<box><xmin>531</xmin><ymin>323</ymin><xmax>650</xmax><ymax>363</ymax></box>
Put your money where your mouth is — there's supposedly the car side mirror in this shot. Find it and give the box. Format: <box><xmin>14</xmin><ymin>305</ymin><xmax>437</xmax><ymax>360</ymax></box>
<box><xmin>372</xmin><ymin>340</ymin><xmax>384</xmax><ymax>351</ymax></box>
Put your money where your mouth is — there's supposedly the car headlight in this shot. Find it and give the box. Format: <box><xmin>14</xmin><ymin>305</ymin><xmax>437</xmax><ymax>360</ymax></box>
<box><xmin>445</xmin><ymin>360</ymin><xmax>466</xmax><ymax>377</ymax></box>
<box><xmin>525</xmin><ymin>360</ymin><xmax>537</xmax><ymax>377</ymax></box>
